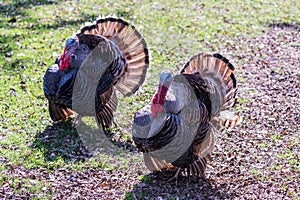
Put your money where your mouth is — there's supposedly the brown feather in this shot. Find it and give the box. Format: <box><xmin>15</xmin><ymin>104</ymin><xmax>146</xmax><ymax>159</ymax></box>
<box><xmin>143</xmin><ymin>153</ymin><xmax>169</xmax><ymax>171</ymax></box>
<box><xmin>96</xmin><ymin>88</ymin><xmax>118</xmax><ymax>130</ymax></box>
<box><xmin>48</xmin><ymin>101</ymin><xmax>73</xmax><ymax>122</ymax></box>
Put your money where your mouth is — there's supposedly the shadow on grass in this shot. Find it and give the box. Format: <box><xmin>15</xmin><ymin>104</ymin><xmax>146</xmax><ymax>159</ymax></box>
<box><xmin>0</xmin><ymin>0</ymin><xmax>59</xmax><ymax>16</ymax></box>
<box><xmin>31</xmin><ymin>118</ymin><xmax>136</xmax><ymax>163</ymax></box>
<box><xmin>268</xmin><ymin>21</ymin><xmax>300</xmax><ymax>31</ymax></box>
<box><xmin>31</xmin><ymin>119</ymin><xmax>92</xmax><ymax>163</ymax></box>
<box><xmin>125</xmin><ymin>170</ymin><xmax>235</xmax><ymax>199</ymax></box>
<box><xmin>0</xmin><ymin>0</ymin><xmax>98</xmax><ymax>31</ymax></box>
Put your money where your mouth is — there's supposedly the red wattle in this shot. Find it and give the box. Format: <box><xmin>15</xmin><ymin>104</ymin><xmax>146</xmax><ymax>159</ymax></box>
<box><xmin>152</xmin><ymin>85</ymin><xmax>168</xmax><ymax>105</ymax></box>
<box><xmin>151</xmin><ymin>85</ymin><xmax>169</xmax><ymax>117</ymax></box>
<box><xmin>59</xmin><ymin>49</ymin><xmax>70</xmax><ymax>70</ymax></box>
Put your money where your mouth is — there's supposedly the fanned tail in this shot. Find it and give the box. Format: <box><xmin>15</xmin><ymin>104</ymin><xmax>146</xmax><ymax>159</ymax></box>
<box><xmin>79</xmin><ymin>17</ymin><xmax>149</xmax><ymax>96</ymax></box>
<box><xmin>181</xmin><ymin>53</ymin><xmax>237</xmax><ymax>117</ymax></box>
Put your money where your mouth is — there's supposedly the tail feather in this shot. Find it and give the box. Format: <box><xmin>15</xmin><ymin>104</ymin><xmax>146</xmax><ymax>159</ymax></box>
<box><xmin>192</xmin><ymin>158</ymin><xmax>207</xmax><ymax>178</ymax></box>
<box><xmin>79</xmin><ymin>17</ymin><xmax>149</xmax><ymax>96</ymax></box>
<box><xmin>223</xmin><ymin>115</ymin><xmax>242</xmax><ymax>128</ymax></box>
<box><xmin>213</xmin><ymin>110</ymin><xmax>242</xmax><ymax>131</ymax></box>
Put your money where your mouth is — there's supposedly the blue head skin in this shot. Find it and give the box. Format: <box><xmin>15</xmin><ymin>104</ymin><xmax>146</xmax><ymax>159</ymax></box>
<box><xmin>59</xmin><ymin>36</ymin><xmax>79</xmax><ymax>70</ymax></box>
<box><xmin>159</xmin><ymin>70</ymin><xmax>174</xmax><ymax>87</ymax></box>
<box><xmin>65</xmin><ymin>36</ymin><xmax>78</xmax><ymax>49</ymax></box>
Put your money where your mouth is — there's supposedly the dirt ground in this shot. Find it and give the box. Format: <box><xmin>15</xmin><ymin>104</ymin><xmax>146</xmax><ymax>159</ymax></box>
<box><xmin>1</xmin><ymin>24</ymin><xmax>299</xmax><ymax>200</ymax></box>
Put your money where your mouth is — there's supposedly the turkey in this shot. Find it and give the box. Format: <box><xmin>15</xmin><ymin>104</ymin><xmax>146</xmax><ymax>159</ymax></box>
<box><xmin>43</xmin><ymin>17</ymin><xmax>149</xmax><ymax>130</ymax></box>
<box><xmin>132</xmin><ymin>53</ymin><xmax>240</xmax><ymax>183</ymax></box>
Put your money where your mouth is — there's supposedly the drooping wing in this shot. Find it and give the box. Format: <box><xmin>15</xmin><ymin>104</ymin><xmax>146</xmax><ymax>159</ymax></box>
<box><xmin>95</xmin><ymin>73</ymin><xmax>118</xmax><ymax>131</ymax></box>
<box><xmin>133</xmin><ymin>110</ymin><xmax>180</xmax><ymax>171</ymax></box>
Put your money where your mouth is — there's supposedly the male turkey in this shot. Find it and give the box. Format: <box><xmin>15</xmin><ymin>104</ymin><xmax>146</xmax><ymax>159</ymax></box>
<box><xmin>132</xmin><ymin>53</ymin><xmax>240</xmax><ymax>182</ymax></box>
<box><xmin>43</xmin><ymin>17</ymin><xmax>149</xmax><ymax>130</ymax></box>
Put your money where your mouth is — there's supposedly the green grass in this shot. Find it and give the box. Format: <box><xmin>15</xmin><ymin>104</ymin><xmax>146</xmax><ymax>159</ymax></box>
<box><xmin>0</xmin><ymin>0</ymin><xmax>299</xmax><ymax>198</ymax></box>
<box><xmin>0</xmin><ymin>175</ymin><xmax>51</xmax><ymax>199</ymax></box>
<box><xmin>137</xmin><ymin>174</ymin><xmax>152</xmax><ymax>183</ymax></box>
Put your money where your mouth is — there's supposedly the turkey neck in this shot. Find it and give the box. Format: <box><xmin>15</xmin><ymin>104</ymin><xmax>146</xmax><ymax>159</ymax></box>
<box><xmin>152</xmin><ymin>84</ymin><xmax>169</xmax><ymax>106</ymax></box>
<box><xmin>59</xmin><ymin>49</ymin><xmax>71</xmax><ymax>70</ymax></box>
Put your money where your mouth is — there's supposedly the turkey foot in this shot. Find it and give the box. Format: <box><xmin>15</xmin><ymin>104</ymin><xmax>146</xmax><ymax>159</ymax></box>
<box><xmin>168</xmin><ymin>168</ymin><xmax>181</xmax><ymax>185</ymax></box>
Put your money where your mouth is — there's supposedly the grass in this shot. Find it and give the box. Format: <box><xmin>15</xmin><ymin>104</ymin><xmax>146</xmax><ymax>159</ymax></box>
<box><xmin>0</xmin><ymin>0</ymin><xmax>299</xmax><ymax>198</ymax></box>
